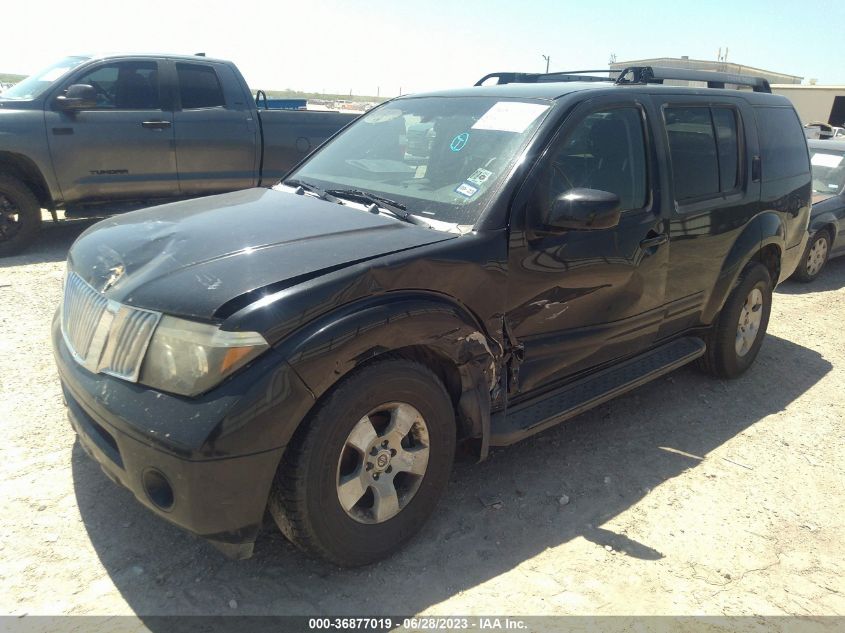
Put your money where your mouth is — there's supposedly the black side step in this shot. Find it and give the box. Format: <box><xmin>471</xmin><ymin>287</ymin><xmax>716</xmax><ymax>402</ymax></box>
<box><xmin>490</xmin><ymin>337</ymin><xmax>706</xmax><ymax>446</ymax></box>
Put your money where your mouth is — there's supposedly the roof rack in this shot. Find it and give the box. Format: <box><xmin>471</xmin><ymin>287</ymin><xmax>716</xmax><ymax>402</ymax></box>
<box><xmin>615</xmin><ymin>66</ymin><xmax>771</xmax><ymax>93</ymax></box>
<box><xmin>476</xmin><ymin>66</ymin><xmax>772</xmax><ymax>94</ymax></box>
<box><xmin>475</xmin><ymin>70</ymin><xmax>619</xmax><ymax>86</ymax></box>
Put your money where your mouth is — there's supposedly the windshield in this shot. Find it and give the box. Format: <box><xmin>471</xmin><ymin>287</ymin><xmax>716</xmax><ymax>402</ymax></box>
<box><xmin>1</xmin><ymin>56</ymin><xmax>90</xmax><ymax>100</ymax></box>
<box><xmin>809</xmin><ymin>147</ymin><xmax>845</xmax><ymax>195</ymax></box>
<box><xmin>287</xmin><ymin>96</ymin><xmax>552</xmax><ymax>225</ymax></box>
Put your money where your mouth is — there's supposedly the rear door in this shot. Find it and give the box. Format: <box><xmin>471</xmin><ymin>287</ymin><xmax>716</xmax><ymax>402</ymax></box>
<box><xmin>652</xmin><ymin>96</ymin><xmax>759</xmax><ymax>337</ymax></box>
<box><xmin>45</xmin><ymin>59</ymin><xmax>177</xmax><ymax>203</ymax></box>
<box><xmin>170</xmin><ymin>61</ymin><xmax>258</xmax><ymax>195</ymax></box>
<box><xmin>506</xmin><ymin>96</ymin><xmax>669</xmax><ymax>395</ymax></box>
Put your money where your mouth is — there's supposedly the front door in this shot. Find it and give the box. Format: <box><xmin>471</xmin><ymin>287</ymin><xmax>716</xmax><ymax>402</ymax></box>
<box><xmin>506</xmin><ymin>98</ymin><xmax>668</xmax><ymax>396</ymax></box>
<box><xmin>45</xmin><ymin>59</ymin><xmax>177</xmax><ymax>204</ymax></box>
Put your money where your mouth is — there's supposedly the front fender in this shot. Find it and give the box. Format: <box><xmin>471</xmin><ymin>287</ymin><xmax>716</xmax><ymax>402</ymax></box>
<box><xmin>701</xmin><ymin>211</ymin><xmax>782</xmax><ymax>323</ymax></box>
<box><xmin>275</xmin><ymin>292</ymin><xmax>500</xmax><ymax>452</ymax></box>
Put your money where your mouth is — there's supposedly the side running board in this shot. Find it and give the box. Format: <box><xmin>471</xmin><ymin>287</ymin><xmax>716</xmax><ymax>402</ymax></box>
<box><xmin>490</xmin><ymin>337</ymin><xmax>706</xmax><ymax>446</ymax></box>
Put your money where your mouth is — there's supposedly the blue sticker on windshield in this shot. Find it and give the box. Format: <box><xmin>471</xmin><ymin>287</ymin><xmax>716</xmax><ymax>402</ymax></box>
<box><xmin>455</xmin><ymin>182</ymin><xmax>479</xmax><ymax>198</ymax></box>
<box><xmin>450</xmin><ymin>132</ymin><xmax>469</xmax><ymax>152</ymax></box>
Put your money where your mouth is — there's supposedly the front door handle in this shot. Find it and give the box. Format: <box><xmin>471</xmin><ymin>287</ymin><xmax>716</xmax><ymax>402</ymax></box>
<box><xmin>640</xmin><ymin>233</ymin><xmax>668</xmax><ymax>249</ymax></box>
<box><xmin>141</xmin><ymin>120</ymin><xmax>171</xmax><ymax>130</ymax></box>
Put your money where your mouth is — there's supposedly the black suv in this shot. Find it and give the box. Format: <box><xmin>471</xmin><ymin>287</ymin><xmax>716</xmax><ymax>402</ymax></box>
<box><xmin>53</xmin><ymin>66</ymin><xmax>811</xmax><ymax>565</ymax></box>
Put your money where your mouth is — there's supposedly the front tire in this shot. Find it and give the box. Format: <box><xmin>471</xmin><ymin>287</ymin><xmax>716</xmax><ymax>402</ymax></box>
<box><xmin>792</xmin><ymin>230</ymin><xmax>831</xmax><ymax>283</ymax></box>
<box><xmin>698</xmin><ymin>262</ymin><xmax>772</xmax><ymax>379</ymax></box>
<box><xmin>0</xmin><ymin>175</ymin><xmax>41</xmax><ymax>257</ymax></box>
<box><xmin>268</xmin><ymin>358</ymin><xmax>456</xmax><ymax>566</ymax></box>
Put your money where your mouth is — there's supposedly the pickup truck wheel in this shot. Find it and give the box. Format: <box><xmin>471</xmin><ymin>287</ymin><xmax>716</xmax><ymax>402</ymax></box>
<box><xmin>0</xmin><ymin>175</ymin><xmax>41</xmax><ymax>256</ymax></box>
<box><xmin>792</xmin><ymin>230</ymin><xmax>831</xmax><ymax>282</ymax></box>
<box><xmin>698</xmin><ymin>262</ymin><xmax>772</xmax><ymax>379</ymax></box>
<box><xmin>268</xmin><ymin>358</ymin><xmax>455</xmax><ymax>566</ymax></box>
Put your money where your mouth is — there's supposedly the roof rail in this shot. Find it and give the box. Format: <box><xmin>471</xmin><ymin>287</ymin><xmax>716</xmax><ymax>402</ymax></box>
<box><xmin>614</xmin><ymin>66</ymin><xmax>771</xmax><ymax>93</ymax></box>
<box><xmin>476</xmin><ymin>66</ymin><xmax>772</xmax><ymax>93</ymax></box>
<box><xmin>475</xmin><ymin>70</ymin><xmax>618</xmax><ymax>86</ymax></box>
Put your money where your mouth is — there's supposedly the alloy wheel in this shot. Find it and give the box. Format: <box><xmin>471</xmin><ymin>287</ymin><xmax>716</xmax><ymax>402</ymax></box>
<box><xmin>336</xmin><ymin>402</ymin><xmax>430</xmax><ymax>524</ymax></box>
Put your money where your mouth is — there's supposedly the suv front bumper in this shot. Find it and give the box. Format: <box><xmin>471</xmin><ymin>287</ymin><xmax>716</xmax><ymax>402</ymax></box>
<box><xmin>52</xmin><ymin>313</ymin><xmax>313</xmax><ymax>558</ymax></box>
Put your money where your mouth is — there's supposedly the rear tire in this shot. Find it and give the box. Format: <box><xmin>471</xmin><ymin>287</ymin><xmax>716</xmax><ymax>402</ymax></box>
<box><xmin>268</xmin><ymin>358</ymin><xmax>455</xmax><ymax>566</ymax></box>
<box><xmin>792</xmin><ymin>230</ymin><xmax>831</xmax><ymax>282</ymax></box>
<box><xmin>0</xmin><ymin>175</ymin><xmax>41</xmax><ymax>257</ymax></box>
<box><xmin>698</xmin><ymin>262</ymin><xmax>772</xmax><ymax>379</ymax></box>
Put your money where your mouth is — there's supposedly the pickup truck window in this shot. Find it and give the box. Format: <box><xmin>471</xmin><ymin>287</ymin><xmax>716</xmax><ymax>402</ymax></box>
<box><xmin>73</xmin><ymin>62</ymin><xmax>161</xmax><ymax>110</ymax></box>
<box><xmin>1</xmin><ymin>56</ymin><xmax>89</xmax><ymax>100</ymax></box>
<box><xmin>287</xmin><ymin>97</ymin><xmax>552</xmax><ymax>225</ymax></box>
<box><xmin>177</xmin><ymin>63</ymin><xmax>225</xmax><ymax>109</ymax></box>
<box><xmin>531</xmin><ymin>107</ymin><xmax>648</xmax><ymax>221</ymax></box>
<box><xmin>665</xmin><ymin>106</ymin><xmax>740</xmax><ymax>201</ymax></box>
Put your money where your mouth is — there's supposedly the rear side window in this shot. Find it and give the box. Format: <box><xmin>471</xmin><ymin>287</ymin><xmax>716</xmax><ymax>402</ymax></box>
<box><xmin>176</xmin><ymin>63</ymin><xmax>225</xmax><ymax>109</ymax></box>
<box><xmin>756</xmin><ymin>107</ymin><xmax>810</xmax><ymax>181</ymax></box>
<box><xmin>665</xmin><ymin>106</ymin><xmax>741</xmax><ymax>201</ymax></box>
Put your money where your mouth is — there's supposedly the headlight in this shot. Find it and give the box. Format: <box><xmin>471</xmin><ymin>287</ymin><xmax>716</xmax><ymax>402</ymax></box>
<box><xmin>139</xmin><ymin>315</ymin><xmax>269</xmax><ymax>396</ymax></box>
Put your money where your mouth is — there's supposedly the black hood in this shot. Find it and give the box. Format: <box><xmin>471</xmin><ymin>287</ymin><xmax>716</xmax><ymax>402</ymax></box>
<box><xmin>68</xmin><ymin>188</ymin><xmax>456</xmax><ymax>321</ymax></box>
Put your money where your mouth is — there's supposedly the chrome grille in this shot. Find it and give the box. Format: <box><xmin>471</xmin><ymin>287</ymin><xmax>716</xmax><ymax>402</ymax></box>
<box><xmin>62</xmin><ymin>272</ymin><xmax>109</xmax><ymax>359</ymax></box>
<box><xmin>61</xmin><ymin>272</ymin><xmax>161</xmax><ymax>382</ymax></box>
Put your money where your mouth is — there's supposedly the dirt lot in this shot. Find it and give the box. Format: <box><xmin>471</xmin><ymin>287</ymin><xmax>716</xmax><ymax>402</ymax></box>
<box><xmin>1</xmin><ymin>220</ymin><xmax>843</xmax><ymax>625</ymax></box>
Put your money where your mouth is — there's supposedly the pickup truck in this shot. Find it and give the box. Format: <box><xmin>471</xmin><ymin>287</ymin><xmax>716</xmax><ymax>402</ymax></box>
<box><xmin>0</xmin><ymin>54</ymin><xmax>358</xmax><ymax>254</ymax></box>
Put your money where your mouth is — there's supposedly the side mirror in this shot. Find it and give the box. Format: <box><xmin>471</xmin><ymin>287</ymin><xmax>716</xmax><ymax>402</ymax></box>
<box><xmin>55</xmin><ymin>84</ymin><xmax>97</xmax><ymax>111</ymax></box>
<box><xmin>549</xmin><ymin>188</ymin><xmax>622</xmax><ymax>230</ymax></box>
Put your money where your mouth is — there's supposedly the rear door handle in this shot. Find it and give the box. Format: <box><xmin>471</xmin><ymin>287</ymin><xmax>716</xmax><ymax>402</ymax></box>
<box><xmin>141</xmin><ymin>120</ymin><xmax>171</xmax><ymax>130</ymax></box>
<box><xmin>640</xmin><ymin>233</ymin><xmax>668</xmax><ymax>249</ymax></box>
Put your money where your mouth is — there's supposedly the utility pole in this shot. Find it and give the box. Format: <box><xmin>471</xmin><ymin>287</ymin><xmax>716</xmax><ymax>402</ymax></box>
<box><xmin>542</xmin><ymin>54</ymin><xmax>550</xmax><ymax>73</ymax></box>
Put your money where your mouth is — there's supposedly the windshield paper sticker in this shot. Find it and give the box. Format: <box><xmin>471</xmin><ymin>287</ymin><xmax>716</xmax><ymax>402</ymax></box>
<box><xmin>455</xmin><ymin>182</ymin><xmax>479</xmax><ymax>198</ymax></box>
<box><xmin>472</xmin><ymin>102</ymin><xmax>550</xmax><ymax>133</ymax></box>
<box><xmin>467</xmin><ymin>168</ymin><xmax>493</xmax><ymax>187</ymax></box>
<box><xmin>811</xmin><ymin>153</ymin><xmax>844</xmax><ymax>168</ymax></box>
<box><xmin>450</xmin><ymin>132</ymin><xmax>470</xmax><ymax>152</ymax></box>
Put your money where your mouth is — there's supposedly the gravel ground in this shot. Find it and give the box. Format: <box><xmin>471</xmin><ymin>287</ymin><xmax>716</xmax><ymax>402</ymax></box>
<box><xmin>1</xmin><ymin>220</ymin><xmax>844</xmax><ymax>625</ymax></box>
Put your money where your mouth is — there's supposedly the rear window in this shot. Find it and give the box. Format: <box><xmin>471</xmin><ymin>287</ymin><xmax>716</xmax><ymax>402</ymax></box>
<box><xmin>756</xmin><ymin>107</ymin><xmax>810</xmax><ymax>181</ymax></box>
<box><xmin>176</xmin><ymin>63</ymin><xmax>225</xmax><ymax>109</ymax></box>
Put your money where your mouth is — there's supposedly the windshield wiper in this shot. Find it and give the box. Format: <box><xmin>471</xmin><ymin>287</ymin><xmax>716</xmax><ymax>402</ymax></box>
<box><xmin>326</xmin><ymin>189</ymin><xmax>428</xmax><ymax>226</ymax></box>
<box><xmin>283</xmin><ymin>178</ymin><xmax>342</xmax><ymax>204</ymax></box>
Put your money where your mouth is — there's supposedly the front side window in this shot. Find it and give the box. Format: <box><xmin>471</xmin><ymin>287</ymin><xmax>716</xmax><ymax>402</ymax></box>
<box><xmin>177</xmin><ymin>63</ymin><xmax>225</xmax><ymax>109</ymax></box>
<box><xmin>530</xmin><ymin>106</ymin><xmax>648</xmax><ymax>221</ymax></box>
<box><xmin>287</xmin><ymin>97</ymin><xmax>552</xmax><ymax>226</ymax></box>
<box><xmin>72</xmin><ymin>61</ymin><xmax>160</xmax><ymax>110</ymax></box>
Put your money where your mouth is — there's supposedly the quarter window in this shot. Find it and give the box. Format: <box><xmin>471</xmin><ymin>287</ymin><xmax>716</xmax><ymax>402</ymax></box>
<box><xmin>533</xmin><ymin>106</ymin><xmax>648</xmax><ymax>218</ymax></box>
<box><xmin>177</xmin><ymin>63</ymin><xmax>225</xmax><ymax>109</ymax></box>
<box><xmin>755</xmin><ymin>107</ymin><xmax>810</xmax><ymax>181</ymax></box>
<box><xmin>72</xmin><ymin>61</ymin><xmax>160</xmax><ymax>110</ymax></box>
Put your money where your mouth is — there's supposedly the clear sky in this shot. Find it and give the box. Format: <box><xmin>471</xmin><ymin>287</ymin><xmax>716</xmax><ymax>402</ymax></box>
<box><xmin>3</xmin><ymin>0</ymin><xmax>844</xmax><ymax>95</ymax></box>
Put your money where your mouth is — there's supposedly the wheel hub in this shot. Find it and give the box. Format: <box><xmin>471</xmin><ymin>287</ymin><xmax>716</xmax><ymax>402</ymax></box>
<box><xmin>735</xmin><ymin>287</ymin><xmax>764</xmax><ymax>357</ymax></box>
<box><xmin>372</xmin><ymin>449</ymin><xmax>392</xmax><ymax>473</ymax></box>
